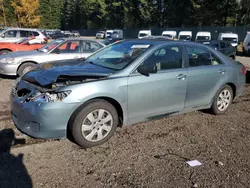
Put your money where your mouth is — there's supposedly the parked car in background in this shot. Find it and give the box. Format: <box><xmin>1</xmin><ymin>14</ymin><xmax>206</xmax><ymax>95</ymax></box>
<box><xmin>178</xmin><ymin>31</ymin><xmax>192</xmax><ymax>41</ymax></box>
<box><xmin>96</xmin><ymin>31</ymin><xmax>106</xmax><ymax>39</ymax></box>
<box><xmin>63</xmin><ymin>31</ymin><xmax>72</xmax><ymax>37</ymax></box>
<box><xmin>206</xmin><ymin>40</ymin><xmax>236</xmax><ymax>60</ymax></box>
<box><xmin>138</xmin><ymin>30</ymin><xmax>151</xmax><ymax>39</ymax></box>
<box><xmin>49</xmin><ymin>30</ymin><xmax>65</xmax><ymax>39</ymax></box>
<box><xmin>243</xmin><ymin>32</ymin><xmax>250</xmax><ymax>55</ymax></box>
<box><xmin>71</xmin><ymin>30</ymin><xmax>80</xmax><ymax>37</ymax></box>
<box><xmin>0</xmin><ymin>38</ymin><xmax>105</xmax><ymax>76</ymax></box>
<box><xmin>218</xmin><ymin>33</ymin><xmax>239</xmax><ymax>48</ymax></box>
<box><xmin>0</xmin><ymin>28</ymin><xmax>48</xmax><ymax>44</ymax></box>
<box><xmin>105</xmin><ymin>30</ymin><xmax>113</xmax><ymax>38</ymax></box>
<box><xmin>143</xmin><ymin>35</ymin><xmax>172</xmax><ymax>40</ymax></box>
<box><xmin>111</xmin><ymin>29</ymin><xmax>123</xmax><ymax>39</ymax></box>
<box><xmin>195</xmin><ymin>32</ymin><xmax>211</xmax><ymax>44</ymax></box>
<box><xmin>10</xmin><ymin>39</ymin><xmax>246</xmax><ymax>148</ymax></box>
<box><xmin>161</xmin><ymin>31</ymin><xmax>177</xmax><ymax>39</ymax></box>
<box><xmin>0</xmin><ymin>37</ymin><xmax>45</xmax><ymax>55</ymax></box>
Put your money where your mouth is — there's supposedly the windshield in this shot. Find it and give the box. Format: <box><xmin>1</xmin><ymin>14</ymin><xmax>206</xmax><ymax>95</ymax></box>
<box><xmin>162</xmin><ymin>34</ymin><xmax>172</xmax><ymax>38</ymax></box>
<box><xmin>86</xmin><ymin>41</ymin><xmax>152</xmax><ymax>70</ymax></box>
<box><xmin>222</xmin><ymin>37</ymin><xmax>238</xmax><ymax>42</ymax></box>
<box><xmin>179</xmin><ymin>35</ymin><xmax>191</xmax><ymax>40</ymax></box>
<box><xmin>0</xmin><ymin>29</ymin><xmax>6</xmax><ymax>35</ymax></box>
<box><xmin>196</xmin><ymin>36</ymin><xmax>210</xmax><ymax>41</ymax></box>
<box><xmin>113</xmin><ymin>31</ymin><xmax>119</xmax><ymax>34</ymax></box>
<box><xmin>38</xmin><ymin>39</ymin><xmax>64</xmax><ymax>52</ymax></box>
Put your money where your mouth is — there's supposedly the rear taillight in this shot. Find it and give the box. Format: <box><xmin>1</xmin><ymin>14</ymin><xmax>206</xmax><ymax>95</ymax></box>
<box><xmin>242</xmin><ymin>66</ymin><xmax>247</xmax><ymax>75</ymax></box>
<box><xmin>44</xmin><ymin>37</ymin><xmax>48</xmax><ymax>41</ymax></box>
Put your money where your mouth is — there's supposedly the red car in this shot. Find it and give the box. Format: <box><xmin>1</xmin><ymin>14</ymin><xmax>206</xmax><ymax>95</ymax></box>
<box><xmin>0</xmin><ymin>37</ymin><xmax>45</xmax><ymax>55</ymax></box>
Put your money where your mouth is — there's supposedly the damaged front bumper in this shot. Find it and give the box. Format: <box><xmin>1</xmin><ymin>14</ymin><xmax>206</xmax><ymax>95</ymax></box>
<box><xmin>10</xmin><ymin>80</ymin><xmax>80</xmax><ymax>139</ymax></box>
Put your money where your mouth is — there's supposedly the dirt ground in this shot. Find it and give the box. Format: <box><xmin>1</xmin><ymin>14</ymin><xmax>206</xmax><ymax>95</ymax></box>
<box><xmin>0</xmin><ymin>57</ymin><xmax>250</xmax><ymax>188</ymax></box>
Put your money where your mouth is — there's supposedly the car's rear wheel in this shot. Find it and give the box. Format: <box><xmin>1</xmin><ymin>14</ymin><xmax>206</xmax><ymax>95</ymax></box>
<box><xmin>211</xmin><ymin>85</ymin><xmax>233</xmax><ymax>115</ymax></box>
<box><xmin>17</xmin><ymin>62</ymin><xmax>36</xmax><ymax>76</ymax></box>
<box><xmin>0</xmin><ymin>49</ymin><xmax>11</xmax><ymax>55</ymax></box>
<box><xmin>70</xmin><ymin>99</ymin><xmax>118</xmax><ymax>148</ymax></box>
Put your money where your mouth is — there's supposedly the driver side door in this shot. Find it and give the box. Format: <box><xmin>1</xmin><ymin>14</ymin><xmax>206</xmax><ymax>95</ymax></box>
<box><xmin>127</xmin><ymin>45</ymin><xmax>187</xmax><ymax>124</ymax></box>
<box><xmin>45</xmin><ymin>40</ymin><xmax>82</xmax><ymax>62</ymax></box>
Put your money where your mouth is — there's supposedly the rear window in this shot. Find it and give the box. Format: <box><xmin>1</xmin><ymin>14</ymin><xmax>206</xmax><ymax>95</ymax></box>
<box><xmin>139</xmin><ymin>33</ymin><xmax>148</xmax><ymax>37</ymax></box>
<box><xmin>196</xmin><ymin>36</ymin><xmax>210</xmax><ymax>41</ymax></box>
<box><xmin>222</xmin><ymin>37</ymin><xmax>238</xmax><ymax>42</ymax></box>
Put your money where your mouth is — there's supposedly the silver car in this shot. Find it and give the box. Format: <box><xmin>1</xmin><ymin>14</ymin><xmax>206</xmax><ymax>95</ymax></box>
<box><xmin>11</xmin><ymin>40</ymin><xmax>246</xmax><ymax>148</ymax></box>
<box><xmin>0</xmin><ymin>38</ymin><xmax>105</xmax><ymax>76</ymax></box>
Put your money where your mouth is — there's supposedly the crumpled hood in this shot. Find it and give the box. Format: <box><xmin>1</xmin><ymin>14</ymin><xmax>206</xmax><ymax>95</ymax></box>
<box><xmin>22</xmin><ymin>59</ymin><xmax>116</xmax><ymax>86</ymax></box>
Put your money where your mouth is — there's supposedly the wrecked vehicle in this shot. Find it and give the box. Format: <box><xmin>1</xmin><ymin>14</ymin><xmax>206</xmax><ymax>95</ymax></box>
<box><xmin>11</xmin><ymin>40</ymin><xmax>246</xmax><ymax>148</ymax></box>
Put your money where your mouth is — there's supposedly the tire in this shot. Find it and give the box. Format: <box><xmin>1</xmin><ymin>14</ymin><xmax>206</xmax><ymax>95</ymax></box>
<box><xmin>211</xmin><ymin>85</ymin><xmax>233</xmax><ymax>115</ymax></box>
<box><xmin>0</xmin><ymin>49</ymin><xmax>11</xmax><ymax>55</ymax></box>
<box><xmin>17</xmin><ymin>62</ymin><xmax>36</xmax><ymax>76</ymax></box>
<box><xmin>230</xmin><ymin>55</ymin><xmax>235</xmax><ymax>60</ymax></box>
<box><xmin>70</xmin><ymin>99</ymin><xmax>118</xmax><ymax>148</ymax></box>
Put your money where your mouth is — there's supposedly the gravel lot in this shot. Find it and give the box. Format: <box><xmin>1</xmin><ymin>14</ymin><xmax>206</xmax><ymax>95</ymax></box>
<box><xmin>0</xmin><ymin>56</ymin><xmax>250</xmax><ymax>188</ymax></box>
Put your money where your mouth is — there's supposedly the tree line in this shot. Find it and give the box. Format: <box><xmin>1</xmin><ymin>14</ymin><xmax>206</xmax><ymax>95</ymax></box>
<box><xmin>0</xmin><ymin>0</ymin><xmax>249</xmax><ymax>30</ymax></box>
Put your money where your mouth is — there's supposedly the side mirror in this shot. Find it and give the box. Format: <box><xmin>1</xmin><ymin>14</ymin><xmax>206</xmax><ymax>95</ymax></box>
<box><xmin>137</xmin><ymin>64</ymin><xmax>157</xmax><ymax>77</ymax></box>
<box><xmin>0</xmin><ymin>34</ymin><xmax>4</xmax><ymax>38</ymax></box>
<box><xmin>53</xmin><ymin>48</ymin><xmax>61</xmax><ymax>54</ymax></box>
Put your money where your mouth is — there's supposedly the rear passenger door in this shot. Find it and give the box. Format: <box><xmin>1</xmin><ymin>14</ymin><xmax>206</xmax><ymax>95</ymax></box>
<box><xmin>184</xmin><ymin>45</ymin><xmax>227</xmax><ymax>109</ymax></box>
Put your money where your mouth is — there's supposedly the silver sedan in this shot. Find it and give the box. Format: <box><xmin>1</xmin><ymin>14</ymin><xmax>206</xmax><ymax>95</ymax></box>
<box><xmin>0</xmin><ymin>38</ymin><xmax>105</xmax><ymax>76</ymax></box>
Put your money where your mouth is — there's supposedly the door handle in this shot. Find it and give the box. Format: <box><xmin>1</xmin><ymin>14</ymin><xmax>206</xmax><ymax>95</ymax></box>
<box><xmin>177</xmin><ymin>74</ymin><xmax>187</xmax><ymax>80</ymax></box>
<box><xmin>218</xmin><ymin>69</ymin><xmax>225</xmax><ymax>74</ymax></box>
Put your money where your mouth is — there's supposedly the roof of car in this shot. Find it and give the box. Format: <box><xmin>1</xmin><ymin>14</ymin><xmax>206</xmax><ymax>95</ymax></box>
<box><xmin>4</xmin><ymin>27</ymin><xmax>41</xmax><ymax>31</ymax></box>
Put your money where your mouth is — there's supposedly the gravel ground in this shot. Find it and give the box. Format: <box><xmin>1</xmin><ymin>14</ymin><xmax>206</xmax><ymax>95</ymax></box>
<box><xmin>0</xmin><ymin>57</ymin><xmax>250</xmax><ymax>188</ymax></box>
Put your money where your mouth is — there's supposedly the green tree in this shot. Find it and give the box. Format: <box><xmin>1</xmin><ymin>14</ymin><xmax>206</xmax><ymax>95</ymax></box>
<box><xmin>39</xmin><ymin>0</ymin><xmax>63</xmax><ymax>29</ymax></box>
<box><xmin>240</xmin><ymin>0</ymin><xmax>250</xmax><ymax>26</ymax></box>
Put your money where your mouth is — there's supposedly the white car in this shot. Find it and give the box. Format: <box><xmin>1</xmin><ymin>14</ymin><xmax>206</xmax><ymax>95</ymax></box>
<box><xmin>178</xmin><ymin>31</ymin><xmax>192</xmax><ymax>41</ymax></box>
<box><xmin>243</xmin><ymin>32</ymin><xmax>250</xmax><ymax>55</ymax></box>
<box><xmin>161</xmin><ymin>31</ymin><xmax>177</xmax><ymax>39</ymax></box>
<box><xmin>96</xmin><ymin>31</ymin><xmax>105</xmax><ymax>39</ymax></box>
<box><xmin>138</xmin><ymin>30</ymin><xmax>151</xmax><ymax>39</ymax></box>
<box><xmin>105</xmin><ymin>30</ymin><xmax>113</xmax><ymax>38</ymax></box>
<box><xmin>0</xmin><ymin>28</ymin><xmax>48</xmax><ymax>44</ymax></box>
<box><xmin>218</xmin><ymin>33</ymin><xmax>239</xmax><ymax>47</ymax></box>
<box><xmin>195</xmin><ymin>31</ymin><xmax>211</xmax><ymax>43</ymax></box>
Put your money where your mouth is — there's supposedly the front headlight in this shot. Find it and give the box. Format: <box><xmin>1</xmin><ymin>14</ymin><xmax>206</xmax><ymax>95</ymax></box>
<box><xmin>31</xmin><ymin>91</ymin><xmax>71</xmax><ymax>103</ymax></box>
<box><xmin>0</xmin><ymin>57</ymin><xmax>16</xmax><ymax>63</ymax></box>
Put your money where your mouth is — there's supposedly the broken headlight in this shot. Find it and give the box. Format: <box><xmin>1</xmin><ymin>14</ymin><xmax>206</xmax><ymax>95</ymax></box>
<box><xmin>31</xmin><ymin>91</ymin><xmax>71</xmax><ymax>103</ymax></box>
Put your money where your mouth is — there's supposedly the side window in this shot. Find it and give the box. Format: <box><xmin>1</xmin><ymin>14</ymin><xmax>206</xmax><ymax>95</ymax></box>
<box><xmin>20</xmin><ymin>31</ymin><xmax>29</xmax><ymax>37</ymax></box>
<box><xmin>4</xmin><ymin>30</ymin><xmax>17</xmax><ymax>38</ymax></box>
<box><xmin>211</xmin><ymin>53</ymin><xmax>223</xmax><ymax>65</ymax></box>
<box><xmin>54</xmin><ymin>41</ymin><xmax>80</xmax><ymax>53</ymax></box>
<box><xmin>33</xmin><ymin>32</ymin><xmax>39</xmax><ymax>36</ymax></box>
<box><xmin>187</xmin><ymin>46</ymin><xmax>212</xmax><ymax>67</ymax></box>
<box><xmin>142</xmin><ymin>45</ymin><xmax>182</xmax><ymax>71</ymax></box>
<box><xmin>83</xmin><ymin>41</ymin><xmax>103</xmax><ymax>53</ymax></box>
<box><xmin>220</xmin><ymin>42</ymin><xmax>226</xmax><ymax>49</ymax></box>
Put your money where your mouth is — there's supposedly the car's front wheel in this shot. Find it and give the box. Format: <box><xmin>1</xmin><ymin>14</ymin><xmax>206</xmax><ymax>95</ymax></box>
<box><xmin>70</xmin><ymin>99</ymin><xmax>118</xmax><ymax>148</ymax></box>
<box><xmin>17</xmin><ymin>62</ymin><xmax>36</xmax><ymax>76</ymax></box>
<box><xmin>211</xmin><ymin>85</ymin><xmax>233</xmax><ymax>115</ymax></box>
